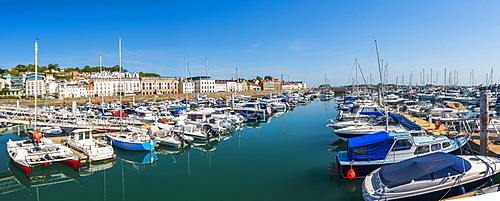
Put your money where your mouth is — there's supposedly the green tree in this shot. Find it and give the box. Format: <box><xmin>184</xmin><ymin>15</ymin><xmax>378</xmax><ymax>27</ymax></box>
<box><xmin>264</xmin><ymin>76</ymin><xmax>273</xmax><ymax>80</ymax></box>
<box><xmin>9</xmin><ymin>69</ymin><xmax>19</xmax><ymax>76</ymax></box>
<box><xmin>256</xmin><ymin>76</ymin><xmax>263</xmax><ymax>80</ymax></box>
<box><xmin>139</xmin><ymin>72</ymin><xmax>161</xmax><ymax>77</ymax></box>
<box><xmin>0</xmin><ymin>87</ymin><xmax>9</xmax><ymax>96</ymax></box>
<box><xmin>47</xmin><ymin>63</ymin><xmax>59</xmax><ymax>71</ymax></box>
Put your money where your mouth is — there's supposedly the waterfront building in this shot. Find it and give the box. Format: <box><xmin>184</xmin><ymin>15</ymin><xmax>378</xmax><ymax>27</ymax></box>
<box><xmin>215</xmin><ymin>80</ymin><xmax>228</xmax><ymax>92</ymax></box>
<box><xmin>140</xmin><ymin>77</ymin><xmax>179</xmax><ymax>95</ymax></box>
<box><xmin>282</xmin><ymin>81</ymin><xmax>307</xmax><ymax>90</ymax></box>
<box><xmin>214</xmin><ymin>79</ymin><xmax>238</xmax><ymax>92</ymax></box>
<box><xmin>8</xmin><ymin>76</ymin><xmax>24</xmax><ymax>97</ymax></box>
<box><xmin>178</xmin><ymin>79</ymin><xmax>195</xmax><ymax>94</ymax></box>
<box><xmin>259</xmin><ymin>79</ymin><xmax>282</xmax><ymax>90</ymax></box>
<box><xmin>191</xmin><ymin>76</ymin><xmax>216</xmax><ymax>93</ymax></box>
<box><xmin>25</xmin><ymin>73</ymin><xmax>45</xmax><ymax>98</ymax></box>
<box><xmin>93</xmin><ymin>77</ymin><xmax>140</xmax><ymax>96</ymax></box>
<box><xmin>236</xmin><ymin>78</ymin><xmax>248</xmax><ymax>91</ymax></box>
<box><xmin>57</xmin><ymin>80</ymin><xmax>88</xmax><ymax>98</ymax></box>
<box><xmin>249</xmin><ymin>83</ymin><xmax>261</xmax><ymax>91</ymax></box>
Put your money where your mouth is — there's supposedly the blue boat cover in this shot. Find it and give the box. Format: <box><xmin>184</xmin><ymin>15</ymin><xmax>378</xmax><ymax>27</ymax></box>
<box><xmin>348</xmin><ymin>131</ymin><xmax>394</xmax><ymax>161</ymax></box>
<box><xmin>389</xmin><ymin>113</ymin><xmax>422</xmax><ymax>130</ymax></box>
<box><xmin>379</xmin><ymin>152</ymin><xmax>472</xmax><ymax>188</ymax></box>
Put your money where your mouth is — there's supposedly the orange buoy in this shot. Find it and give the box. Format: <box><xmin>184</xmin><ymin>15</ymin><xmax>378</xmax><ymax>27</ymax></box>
<box><xmin>33</xmin><ymin>130</ymin><xmax>41</xmax><ymax>143</ymax></box>
<box><xmin>435</xmin><ymin>120</ymin><xmax>441</xmax><ymax>129</ymax></box>
<box><xmin>162</xmin><ymin>118</ymin><xmax>168</xmax><ymax>124</ymax></box>
<box><xmin>347</xmin><ymin>168</ymin><xmax>356</xmax><ymax>179</ymax></box>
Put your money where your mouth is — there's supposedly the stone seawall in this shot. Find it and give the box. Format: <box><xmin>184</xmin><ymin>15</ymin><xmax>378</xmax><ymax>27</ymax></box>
<box><xmin>0</xmin><ymin>90</ymin><xmax>290</xmax><ymax>107</ymax></box>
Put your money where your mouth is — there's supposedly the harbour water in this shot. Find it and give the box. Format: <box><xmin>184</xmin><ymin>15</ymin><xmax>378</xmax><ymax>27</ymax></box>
<box><xmin>1</xmin><ymin>99</ymin><xmax>498</xmax><ymax>201</ymax></box>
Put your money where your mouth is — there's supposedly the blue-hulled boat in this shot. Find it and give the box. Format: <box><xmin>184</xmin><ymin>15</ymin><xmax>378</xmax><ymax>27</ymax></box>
<box><xmin>336</xmin><ymin>130</ymin><xmax>469</xmax><ymax>178</ymax></box>
<box><xmin>106</xmin><ymin>132</ymin><xmax>158</xmax><ymax>151</ymax></box>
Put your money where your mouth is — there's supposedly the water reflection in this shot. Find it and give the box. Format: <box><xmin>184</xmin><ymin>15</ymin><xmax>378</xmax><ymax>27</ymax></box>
<box><xmin>9</xmin><ymin>160</ymin><xmax>80</xmax><ymax>191</ymax></box>
<box><xmin>114</xmin><ymin>148</ymin><xmax>158</xmax><ymax>172</ymax></box>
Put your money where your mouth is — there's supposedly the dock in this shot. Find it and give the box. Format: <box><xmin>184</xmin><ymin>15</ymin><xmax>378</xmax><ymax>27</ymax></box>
<box><xmin>403</xmin><ymin>114</ymin><xmax>500</xmax><ymax>157</ymax></box>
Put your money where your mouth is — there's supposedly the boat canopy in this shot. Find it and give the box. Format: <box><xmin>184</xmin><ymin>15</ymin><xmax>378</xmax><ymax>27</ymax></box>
<box><xmin>348</xmin><ymin>131</ymin><xmax>394</xmax><ymax>161</ymax></box>
<box><xmin>389</xmin><ymin>113</ymin><xmax>422</xmax><ymax>130</ymax></box>
<box><xmin>444</xmin><ymin>101</ymin><xmax>465</xmax><ymax>110</ymax></box>
<box><xmin>379</xmin><ymin>152</ymin><xmax>472</xmax><ymax>188</ymax></box>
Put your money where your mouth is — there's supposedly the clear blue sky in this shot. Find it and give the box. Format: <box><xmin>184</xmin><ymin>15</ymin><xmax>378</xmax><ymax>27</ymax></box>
<box><xmin>1</xmin><ymin>0</ymin><xmax>499</xmax><ymax>87</ymax></box>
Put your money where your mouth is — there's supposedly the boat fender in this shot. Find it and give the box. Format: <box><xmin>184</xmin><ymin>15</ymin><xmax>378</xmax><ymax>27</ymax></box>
<box><xmin>435</xmin><ymin>120</ymin><xmax>441</xmax><ymax>129</ymax></box>
<box><xmin>488</xmin><ymin>177</ymin><xmax>494</xmax><ymax>186</ymax></box>
<box><xmin>162</xmin><ymin>118</ymin><xmax>168</xmax><ymax>124</ymax></box>
<box><xmin>347</xmin><ymin>169</ymin><xmax>356</xmax><ymax>179</ymax></box>
<box><xmin>459</xmin><ymin>186</ymin><xmax>465</xmax><ymax>195</ymax></box>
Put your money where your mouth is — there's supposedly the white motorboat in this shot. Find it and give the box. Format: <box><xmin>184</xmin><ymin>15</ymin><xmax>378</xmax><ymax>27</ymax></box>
<box><xmin>38</xmin><ymin>126</ymin><xmax>63</xmax><ymax>136</ymax></box>
<box><xmin>147</xmin><ymin>125</ymin><xmax>193</xmax><ymax>146</ymax></box>
<box><xmin>362</xmin><ymin>153</ymin><xmax>500</xmax><ymax>201</ymax></box>
<box><xmin>66</xmin><ymin>129</ymin><xmax>115</xmax><ymax>162</ymax></box>
<box><xmin>335</xmin><ymin>131</ymin><xmax>469</xmax><ymax>178</ymax></box>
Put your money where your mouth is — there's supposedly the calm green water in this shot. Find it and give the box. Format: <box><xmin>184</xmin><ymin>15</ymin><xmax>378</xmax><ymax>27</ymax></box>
<box><xmin>0</xmin><ymin>100</ymin><xmax>362</xmax><ymax>201</ymax></box>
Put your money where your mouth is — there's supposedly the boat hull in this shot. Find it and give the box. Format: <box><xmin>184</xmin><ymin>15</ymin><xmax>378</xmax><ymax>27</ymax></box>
<box><xmin>338</xmin><ymin>161</ymin><xmax>381</xmax><ymax>179</ymax></box>
<box><xmin>108</xmin><ymin>136</ymin><xmax>157</xmax><ymax>151</ymax></box>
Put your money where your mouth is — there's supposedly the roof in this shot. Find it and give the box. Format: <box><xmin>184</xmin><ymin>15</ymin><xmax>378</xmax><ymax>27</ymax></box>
<box><xmin>379</xmin><ymin>152</ymin><xmax>471</xmax><ymax>188</ymax></box>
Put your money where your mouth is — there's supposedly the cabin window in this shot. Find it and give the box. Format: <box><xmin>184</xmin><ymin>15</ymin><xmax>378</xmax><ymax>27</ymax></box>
<box><xmin>361</xmin><ymin>107</ymin><xmax>377</xmax><ymax>112</ymax></box>
<box><xmin>415</xmin><ymin>146</ymin><xmax>430</xmax><ymax>154</ymax></box>
<box><xmin>442</xmin><ymin>141</ymin><xmax>451</xmax><ymax>148</ymax></box>
<box><xmin>392</xmin><ymin>139</ymin><xmax>412</xmax><ymax>151</ymax></box>
<box><xmin>353</xmin><ymin>145</ymin><xmax>368</xmax><ymax>157</ymax></box>
<box><xmin>431</xmin><ymin>143</ymin><xmax>441</xmax><ymax>151</ymax></box>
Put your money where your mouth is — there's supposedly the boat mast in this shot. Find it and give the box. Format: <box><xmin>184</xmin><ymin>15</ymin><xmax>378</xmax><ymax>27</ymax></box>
<box><xmin>118</xmin><ymin>37</ymin><xmax>123</xmax><ymax>131</ymax></box>
<box><xmin>34</xmin><ymin>39</ymin><xmax>38</xmax><ymax>130</ymax></box>
<box><xmin>100</xmin><ymin>54</ymin><xmax>104</xmax><ymax>107</ymax></box>
<box><xmin>375</xmin><ymin>40</ymin><xmax>383</xmax><ymax>106</ymax></box>
<box><xmin>355</xmin><ymin>59</ymin><xmax>358</xmax><ymax>95</ymax></box>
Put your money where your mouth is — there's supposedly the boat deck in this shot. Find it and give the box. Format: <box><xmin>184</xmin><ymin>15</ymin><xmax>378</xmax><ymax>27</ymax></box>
<box><xmin>403</xmin><ymin>113</ymin><xmax>500</xmax><ymax>157</ymax></box>
<box><xmin>46</xmin><ymin>133</ymin><xmax>109</xmax><ymax>163</ymax></box>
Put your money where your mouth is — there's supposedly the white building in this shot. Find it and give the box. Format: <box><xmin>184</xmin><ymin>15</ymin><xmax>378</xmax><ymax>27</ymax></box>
<box><xmin>282</xmin><ymin>81</ymin><xmax>308</xmax><ymax>90</ymax></box>
<box><xmin>178</xmin><ymin>79</ymin><xmax>195</xmax><ymax>94</ymax></box>
<box><xmin>57</xmin><ymin>81</ymin><xmax>88</xmax><ymax>98</ymax></box>
<box><xmin>93</xmin><ymin>78</ymin><xmax>140</xmax><ymax>96</ymax></box>
<box><xmin>25</xmin><ymin>73</ymin><xmax>46</xmax><ymax>98</ymax></box>
<box><xmin>191</xmin><ymin>76</ymin><xmax>215</xmax><ymax>93</ymax></box>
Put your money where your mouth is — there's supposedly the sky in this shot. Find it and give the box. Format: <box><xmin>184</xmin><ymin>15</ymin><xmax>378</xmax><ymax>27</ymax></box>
<box><xmin>1</xmin><ymin>0</ymin><xmax>500</xmax><ymax>87</ymax></box>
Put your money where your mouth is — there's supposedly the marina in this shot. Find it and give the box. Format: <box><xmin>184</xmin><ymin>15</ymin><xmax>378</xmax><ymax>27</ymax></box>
<box><xmin>0</xmin><ymin>95</ymin><xmax>370</xmax><ymax>201</ymax></box>
<box><xmin>1</xmin><ymin>90</ymin><xmax>500</xmax><ymax>200</ymax></box>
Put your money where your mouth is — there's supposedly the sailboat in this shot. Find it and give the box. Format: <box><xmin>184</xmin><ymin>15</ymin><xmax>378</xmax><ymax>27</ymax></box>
<box><xmin>7</xmin><ymin>39</ymin><xmax>81</xmax><ymax>177</ymax></box>
<box><xmin>105</xmin><ymin>37</ymin><xmax>157</xmax><ymax>151</ymax></box>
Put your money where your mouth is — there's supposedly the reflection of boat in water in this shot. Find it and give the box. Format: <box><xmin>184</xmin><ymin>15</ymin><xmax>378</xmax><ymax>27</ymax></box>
<box><xmin>191</xmin><ymin>138</ymin><xmax>221</xmax><ymax>152</ymax></box>
<box><xmin>78</xmin><ymin>160</ymin><xmax>116</xmax><ymax>177</ymax></box>
<box><xmin>114</xmin><ymin>148</ymin><xmax>158</xmax><ymax>172</ymax></box>
<box><xmin>156</xmin><ymin>145</ymin><xmax>190</xmax><ymax>156</ymax></box>
<box><xmin>9</xmin><ymin>160</ymin><xmax>80</xmax><ymax>190</ymax></box>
